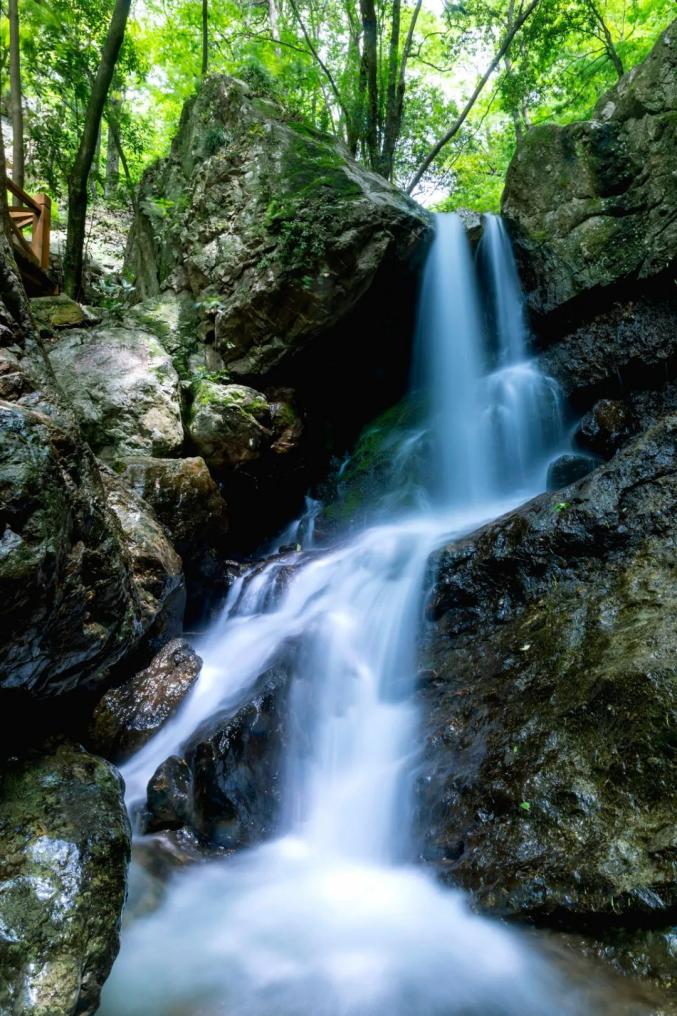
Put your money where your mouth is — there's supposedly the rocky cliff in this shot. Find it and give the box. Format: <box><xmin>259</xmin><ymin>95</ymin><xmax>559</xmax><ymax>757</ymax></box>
<box><xmin>502</xmin><ymin>21</ymin><xmax>676</xmax><ymax>325</ymax></box>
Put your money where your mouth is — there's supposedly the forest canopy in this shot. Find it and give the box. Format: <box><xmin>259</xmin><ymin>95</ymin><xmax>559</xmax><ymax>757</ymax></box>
<box><xmin>0</xmin><ymin>0</ymin><xmax>673</xmax><ymax>217</ymax></box>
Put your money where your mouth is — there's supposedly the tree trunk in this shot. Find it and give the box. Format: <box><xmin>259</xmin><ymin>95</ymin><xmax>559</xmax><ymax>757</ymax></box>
<box><xmin>63</xmin><ymin>0</ymin><xmax>132</xmax><ymax>298</ymax></box>
<box><xmin>89</xmin><ymin>128</ymin><xmax>101</xmax><ymax>200</ymax></box>
<box><xmin>269</xmin><ymin>0</ymin><xmax>279</xmax><ymax>45</ymax></box>
<box><xmin>377</xmin><ymin>0</ymin><xmax>401</xmax><ymax>178</ymax></box>
<box><xmin>202</xmin><ymin>0</ymin><xmax>209</xmax><ymax>75</ymax></box>
<box><xmin>105</xmin><ymin>98</ymin><xmax>121</xmax><ymax>199</ymax></box>
<box><xmin>359</xmin><ymin>0</ymin><xmax>379</xmax><ymax>168</ymax></box>
<box><xmin>378</xmin><ymin>0</ymin><xmax>423</xmax><ymax>181</ymax></box>
<box><xmin>8</xmin><ymin>0</ymin><xmax>25</xmax><ymax>202</ymax></box>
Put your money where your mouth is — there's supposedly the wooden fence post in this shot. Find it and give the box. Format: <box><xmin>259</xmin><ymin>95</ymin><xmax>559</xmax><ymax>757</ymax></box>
<box><xmin>32</xmin><ymin>193</ymin><xmax>51</xmax><ymax>269</ymax></box>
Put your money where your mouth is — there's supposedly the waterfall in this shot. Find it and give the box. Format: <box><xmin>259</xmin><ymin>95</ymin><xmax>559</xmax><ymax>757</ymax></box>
<box><xmin>101</xmin><ymin>215</ymin><xmax>584</xmax><ymax>1016</ymax></box>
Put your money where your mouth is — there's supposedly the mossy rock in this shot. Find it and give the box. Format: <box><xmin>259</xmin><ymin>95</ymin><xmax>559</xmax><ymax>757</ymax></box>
<box><xmin>0</xmin><ymin>741</ymin><xmax>131</xmax><ymax>1015</ymax></box>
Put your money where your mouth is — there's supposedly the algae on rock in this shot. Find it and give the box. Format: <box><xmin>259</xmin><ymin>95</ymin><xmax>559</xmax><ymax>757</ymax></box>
<box><xmin>0</xmin><ymin>742</ymin><xmax>130</xmax><ymax>1016</ymax></box>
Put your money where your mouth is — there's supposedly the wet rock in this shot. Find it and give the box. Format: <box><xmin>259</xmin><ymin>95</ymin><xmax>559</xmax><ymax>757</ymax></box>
<box><xmin>502</xmin><ymin>22</ymin><xmax>677</xmax><ymax>319</ymax></box>
<box><xmin>144</xmin><ymin>665</ymin><xmax>295</xmax><ymax>850</ymax></box>
<box><xmin>143</xmin><ymin>755</ymin><xmax>194</xmax><ymax>833</ymax></box>
<box><xmin>188</xmin><ymin>667</ymin><xmax>292</xmax><ymax>850</ymax></box>
<box><xmin>629</xmin><ymin>380</ymin><xmax>677</xmax><ymax>435</ymax></box>
<box><xmin>0</xmin><ymin>232</ymin><xmax>156</xmax><ymax>702</ymax></box>
<box><xmin>564</xmin><ymin>926</ymin><xmax>677</xmax><ymax>1004</ymax></box>
<box><xmin>0</xmin><ymin>741</ymin><xmax>130</xmax><ymax>1016</ymax></box>
<box><xmin>575</xmin><ymin>399</ymin><xmax>635</xmax><ymax>459</ymax></box>
<box><xmin>47</xmin><ymin>325</ymin><xmax>184</xmax><ymax>460</ymax></box>
<box><xmin>119</xmin><ymin>455</ymin><xmax>230</xmax><ymax>586</ymax></box>
<box><xmin>89</xmin><ymin>639</ymin><xmax>202</xmax><ymax>763</ymax></box>
<box><xmin>419</xmin><ymin>415</ymin><xmax>677</xmax><ymax>925</ymax></box>
<box><xmin>99</xmin><ymin>467</ymin><xmax>185</xmax><ymax>649</ymax></box>
<box><xmin>546</xmin><ymin>453</ymin><xmax>597</xmax><ymax>490</ymax></box>
<box><xmin>537</xmin><ymin>296</ymin><xmax>677</xmax><ymax>407</ymax></box>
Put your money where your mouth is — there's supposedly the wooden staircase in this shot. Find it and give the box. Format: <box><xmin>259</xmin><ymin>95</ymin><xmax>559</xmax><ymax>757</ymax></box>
<box><xmin>6</xmin><ymin>176</ymin><xmax>58</xmax><ymax>295</ymax></box>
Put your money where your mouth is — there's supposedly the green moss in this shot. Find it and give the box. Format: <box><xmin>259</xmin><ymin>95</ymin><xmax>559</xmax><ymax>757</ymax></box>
<box><xmin>321</xmin><ymin>397</ymin><xmax>427</xmax><ymax>530</ymax></box>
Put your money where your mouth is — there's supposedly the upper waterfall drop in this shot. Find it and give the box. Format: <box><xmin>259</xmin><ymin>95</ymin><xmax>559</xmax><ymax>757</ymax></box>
<box><xmin>480</xmin><ymin>213</ymin><xmax>530</xmax><ymax>365</ymax></box>
<box><xmin>417</xmin><ymin>212</ymin><xmax>563</xmax><ymax>511</ymax></box>
<box><xmin>101</xmin><ymin>213</ymin><xmax>585</xmax><ymax>1016</ymax></box>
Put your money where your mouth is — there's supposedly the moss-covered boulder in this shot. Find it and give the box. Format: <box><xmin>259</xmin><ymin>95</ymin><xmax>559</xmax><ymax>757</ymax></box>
<box><xmin>502</xmin><ymin>22</ymin><xmax>676</xmax><ymax>319</ymax></box>
<box><xmin>318</xmin><ymin>397</ymin><xmax>428</xmax><ymax>534</ymax></box>
<box><xmin>125</xmin><ymin>75</ymin><xmax>431</xmax><ymax>379</ymax></box>
<box><xmin>187</xmin><ymin>381</ymin><xmax>273</xmax><ymax>468</ymax></box>
<box><xmin>0</xmin><ymin>741</ymin><xmax>130</xmax><ymax>1015</ymax></box>
<box><xmin>46</xmin><ymin>326</ymin><xmax>184</xmax><ymax>461</ymax></box>
<box><xmin>186</xmin><ymin>379</ymin><xmax>302</xmax><ymax>471</ymax></box>
<box><xmin>30</xmin><ymin>294</ymin><xmax>89</xmax><ymax>331</ymax></box>
<box><xmin>418</xmin><ymin>414</ymin><xmax>677</xmax><ymax>925</ymax></box>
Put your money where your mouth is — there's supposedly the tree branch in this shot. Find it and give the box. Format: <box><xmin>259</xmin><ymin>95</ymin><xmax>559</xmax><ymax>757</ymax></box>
<box><xmin>406</xmin><ymin>0</ymin><xmax>541</xmax><ymax>194</ymax></box>
<box><xmin>286</xmin><ymin>0</ymin><xmax>352</xmax><ymax>125</ymax></box>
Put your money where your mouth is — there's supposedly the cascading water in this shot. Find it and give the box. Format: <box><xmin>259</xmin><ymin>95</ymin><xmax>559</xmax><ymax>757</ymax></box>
<box><xmin>100</xmin><ymin>214</ymin><xmax>581</xmax><ymax>1016</ymax></box>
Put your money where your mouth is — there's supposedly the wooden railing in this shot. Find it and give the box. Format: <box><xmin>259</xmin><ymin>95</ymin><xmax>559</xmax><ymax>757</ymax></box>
<box><xmin>5</xmin><ymin>176</ymin><xmax>51</xmax><ymax>270</ymax></box>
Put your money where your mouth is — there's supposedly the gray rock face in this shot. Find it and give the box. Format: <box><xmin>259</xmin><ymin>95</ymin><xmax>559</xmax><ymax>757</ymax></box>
<box><xmin>536</xmin><ymin>296</ymin><xmax>677</xmax><ymax>407</ymax></box>
<box><xmin>99</xmin><ymin>468</ymin><xmax>185</xmax><ymax>651</ymax></box>
<box><xmin>89</xmin><ymin>639</ymin><xmax>202</xmax><ymax>763</ymax></box>
<box><xmin>502</xmin><ymin>22</ymin><xmax>676</xmax><ymax>319</ymax></box>
<box><xmin>0</xmin><ymin>741</ymin><xmax>130</xmax><ymax>1016</ymax></box>
<box><xmin>47</xmin><ymin>326</ymin><xmax>184</xmax><ymax>460</ymax></box>
<box><xmin>120</xmin><ymin>456</ymin><xmax>230</xmax><ymax>584</ymax></box>
<box><xmin>418</xmin><ymin>414</ymin><xmax>677</xmax><ymax>925</ymax></box>
<box><xmin>125</xmin><ymin>74</ymin><xmax>431</xmax><ymax>378</ymax></box>
<box><xmin>0</xmin><ymin>234</ymin><xmax>159</xmax><ymax>701</ymax></box>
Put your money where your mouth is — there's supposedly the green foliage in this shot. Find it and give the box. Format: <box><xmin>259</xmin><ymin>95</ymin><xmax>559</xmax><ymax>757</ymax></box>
<box><xmin>91</xmin><ymin>275</ymin><xmax>135</xmax><ymax>317</ymax></box>
<box><xmin>0</xmin><ymin>0</ymin><xmax>671</xmax><ymax>215</ymax></box>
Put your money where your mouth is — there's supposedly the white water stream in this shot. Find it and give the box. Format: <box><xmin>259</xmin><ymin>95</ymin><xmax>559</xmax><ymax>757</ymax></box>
<box><xmin>100</xmin><ymin>214</ymin><xmax>582</xmax><ymax>1015</ymax></box>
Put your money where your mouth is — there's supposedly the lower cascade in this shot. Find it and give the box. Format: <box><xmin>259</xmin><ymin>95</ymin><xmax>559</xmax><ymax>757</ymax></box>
<box><xmin>101</xmin><ymin>214</ymin><xmax>585</xmax><ymax>1015</ymax></box>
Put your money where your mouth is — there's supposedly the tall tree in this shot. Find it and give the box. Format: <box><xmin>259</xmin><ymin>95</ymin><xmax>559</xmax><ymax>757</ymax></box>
<box><xmin>8</xmin><ymin>0</ymin><xmax>25</xmax><ymax>200</ymax></box>
<box><xmin>63</xmin><ymin>0</ymin><xmax>132</xmax><ymax>297</ymax></box>
<box><xmin>201</xmin><ymin>0</ymin><xmax>209</xmax><ymax>74</ymax></box>
<box><xmin>105</xmin><ymin>93</ymin><xmax>121</xmax><ymax>198</ymax></box>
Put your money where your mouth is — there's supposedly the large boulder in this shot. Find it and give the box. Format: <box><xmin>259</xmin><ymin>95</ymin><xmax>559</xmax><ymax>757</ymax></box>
<box><xmin>125</xmin><ymin>75</ymin><xmax>431</xmax><ymax>378</ymax></box>
<box><xmin>186</xmin><ymin>380</ymin><xmax>302</xmax><ymax>469</ymax></box>
<box><xmin>502</xmin><ymin>21</ymin><xmax>676</xmax><ymax>320</ymax></box>
<box><xmin>0</xmin><ymin>741</ymin><xmax>130</xmax><ymax>1015</ymax></box>
<box><xmin>46</xmin><ymin>325</ymin><xmax>184</xmax><ymax>461</ymax></box>
<box><xmin>418</xmin><ymin>414</ymin><xmax>677</xmax><ymax>926</ymax></box>
<box><xmin>0</xmin><ymin>232</ymin><xmax>166</xmax><ymax>704</ymax></box>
